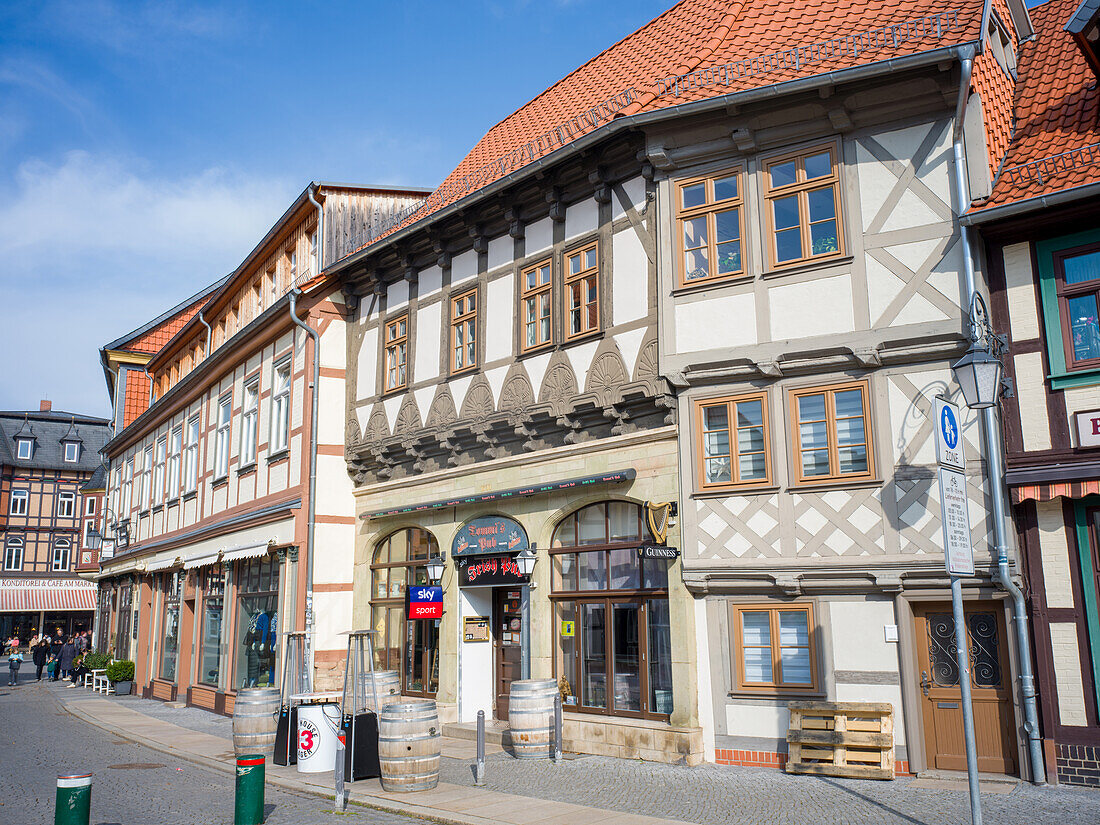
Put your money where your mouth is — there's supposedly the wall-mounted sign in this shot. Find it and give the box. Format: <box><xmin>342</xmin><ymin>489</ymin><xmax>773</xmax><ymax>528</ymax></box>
<box><xmin>463</xmin><ymin>616</ymin><xmax>490</xmax><ymax>642</ymax></box>
<box><xmin>938</xmin><ymin>467</ymin><xmax>974</xmax><ymax>577</ymax></box>
<box><xmin>406</xmin><ymin>585</ymin><xmax>443</xmax><ymax>619</ymax></box>
<box><xmin>452</xmin><ymin>516</ymin><xmax>529</xmax><ymax>557</ymax></box>
<box><xmin>456</xmin><ymin>555</ymin><xmax>528</xmax><ymax>587</ymax></box>
<box><xmin>1075</xmin><ymin>408</ymin><xmax>1100</xmax><ymax>448</ymax></box>
<box><xmin>638</xmin><ymin>544</ymin><xmax>680</xmax><ymax>560</ymax></box>
<box><xmin>934</xmin><ymin>397</ymin><xmax>964</xmax><ymax>470</ymax></box>
<box><xmin>561</xmin><ymin>621</ymin><xmax>575</xmax><ymax>637</ymax></box>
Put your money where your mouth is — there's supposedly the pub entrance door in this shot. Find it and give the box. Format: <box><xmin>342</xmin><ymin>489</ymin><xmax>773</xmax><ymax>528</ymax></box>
<box><xmin>913</xmin><ymin>602</ymin><xmax>1017</xmax><ymax>774</ymax></box>
<box><xmin>493</xmin><ymin>588</ymin><xmax>523</xmax><ymax>721</ymax></box>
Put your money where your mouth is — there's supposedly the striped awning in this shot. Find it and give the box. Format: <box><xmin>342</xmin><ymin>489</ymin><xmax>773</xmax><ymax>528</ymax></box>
<box><xmin>0</xmin><ymin>579</ymin><xmax>97</xmax><ymax>611</ymax></box>
<box><xmin>1011</xmin><ymin>479</ymin><xmax>1100</xmax><ymax>504</ymax></box>
<box><xmin>183</xmin><ymin>552</ymin><xmax>220</xmax><ymax>570</ymax></box>
<box><xmin>222</xmin><ymin>542</ymin><xmax>273</xmax><ymax>563</ymax></box>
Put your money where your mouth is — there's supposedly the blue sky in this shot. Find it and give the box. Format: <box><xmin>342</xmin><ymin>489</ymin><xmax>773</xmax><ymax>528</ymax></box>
<box><xmin>0</xmin><ymin>0</ymin><xmax>670</xmax><ymax>417</ymax></box>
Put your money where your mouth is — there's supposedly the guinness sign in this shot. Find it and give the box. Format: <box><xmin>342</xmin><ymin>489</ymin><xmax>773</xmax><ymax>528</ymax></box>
<box><xmin>638</xmin><ymin>544</ymin><xmax>680</xmax><ymax>560</ymax></box>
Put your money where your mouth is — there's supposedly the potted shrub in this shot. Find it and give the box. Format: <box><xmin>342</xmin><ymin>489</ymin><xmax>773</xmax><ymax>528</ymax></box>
<box><xmin>105</xmin><ymin>659</ymin><xmax>135</xmax><ymax>696</ymax></box>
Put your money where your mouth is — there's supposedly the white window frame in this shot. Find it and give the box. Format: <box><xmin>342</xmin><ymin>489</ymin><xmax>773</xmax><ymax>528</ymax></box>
<box><xmin>57</xmin><ymin>491</ymin><xmax>76</xmax><ymax>518</ymax></box>
<box><xmin>139</xmin><ymin>445</ymin><xmax>153</xmax><ymax>509</ymax></box>
<box><xmin>122</xmin><ymin>458</ymin><xmax>134</xmax><ymax>515</ymax></box>
<box><xmin>9</xmin><ymin>489</ymin><xmax>29</xmax><ymax>516</ymax></box>
<box><xmin>214</xmin><ymin>395</ymin><xmax>232</xmax><ymax>480</ymax></box>
<box><xmin>152</xmin><ymin>436</ymin><xmax>166</xmax><ymax>504</ymax></box>
<box><xmin>52</xmin><ymin>539</ymin><xmax>71</xmax><ymax>572</ymax></box>
<box><xmin>84</xmin><ymin>496</ymin><xmax>97</xmax><ymax>517</ymax></box>
<box><xmin>63</xmin><ymin>442</ymin><xmax>80</xmax><ymax>462</ymax></box>
<box><xmin>240</xmin><ymin>378</ymin><xmax>260</xmax><ymax>467</ymax></box>
<box><xmin>4</xmin><ymin>538</ymin><xmax>24</xmax><ymax>571</ymax></box>
<box><xmin>83</xmin><ymin>518</ymin><xmax>96</xmax><ymax>548</ymax></box>
<box><xmin>167</xmin><ymin>425</ymin><xmax>182</xmax><ymax>500</ymax></box>
<box><xmin>271</xmin><ymin>359</ymin><xmax>291</xmax><ymax>454</ymax></box>
<box><xmin>16</xmin><ymin>438</ymin><xmax>32</xmax><ymax>460</ymax></box>
<box><xmin>310</xmin><ymin>230</ymin><xmax>319</xmax><ymax>277</ymax></box>
<box><xmin>184</xmin><ymin>416</ymin><xmax>200</xmax><ymax>493</ymax></box>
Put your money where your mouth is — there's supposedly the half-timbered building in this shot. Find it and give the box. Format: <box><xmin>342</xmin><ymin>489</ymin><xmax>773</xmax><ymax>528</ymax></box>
<box><xmin>94</xmin><ymin>182</ymin><xmax>429</xmax><ymax>712</ymax></box>
<box><xmin>1</xmin><ymin>402</ymin><xmax>109</xmax><ymax>643</ymax></box>
<box><xmin>968</xmin><ymin>0</ymin><xmax>1100</xmax><ymax>786</ymax></box>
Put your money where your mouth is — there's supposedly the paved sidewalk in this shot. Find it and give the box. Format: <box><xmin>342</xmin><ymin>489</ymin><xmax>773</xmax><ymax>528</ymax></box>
<box><xmin>49</xmin><ymin>681</ymin><xmax>1100</xmax><ymax>825</ymax></box>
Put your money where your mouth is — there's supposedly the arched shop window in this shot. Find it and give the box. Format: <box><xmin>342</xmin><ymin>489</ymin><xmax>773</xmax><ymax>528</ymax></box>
<box><xmin>370</xmin><ymin>528</ymin><xmax>439</xmax><ymax>697</ymax></box>
<box><xmin>551</xmin><ymin>501</ymin><xmax>673</xmax><ymax>719</ymax></box>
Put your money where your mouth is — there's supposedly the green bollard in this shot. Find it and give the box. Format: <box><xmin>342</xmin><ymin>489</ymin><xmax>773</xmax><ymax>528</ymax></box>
<box><xmin>55</xmin><ymin>773</ymin><xmax>92</xmax><ymax>825</ymax></box>
<box><xmin>235</xmin><ymin>754</ymin><xmax>265</xmax><ymax>825</ymax></box>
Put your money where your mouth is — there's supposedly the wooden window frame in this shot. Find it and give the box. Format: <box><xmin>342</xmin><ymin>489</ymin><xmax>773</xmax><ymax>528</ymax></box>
<box><xmin>521</xmin><ymin>259</ymin><xmax>554</xmax><ymax>353</ymax></box>
<box><xmin>383</xmin><ymin>314</ymin><xmax>409</xmax><ymax>393</ymax></box>
<box><xmin>694</xmin><ymin>391</ymin><xmax>772</xmax><ymax>492</ymax></box>
<box><xmin>729</xmin><ymin>602</ymin><xmax>820</xmax><ymax>695</ymax></box>
<box><xmin>763</xmin><ymin>142</ymin><xmax>845</xmax><ymax>270</ymax></box>
<box><xmin>450</xmin><ymin>288</ymin><xmax>478</xmax><ymax>374</ymax></box>
<box><xmin>787</xmin><ymin>379</ymin><xmax>875</xmax><ymax>487</ymax></box>
<box><xmin>674</xmin><ymin>166</ymin><xmax>746</xmax><ymax>287</ymax></box>
<box><xmin>1054</xmin><ymin>241</ymin><xmax>1100</xmax><ymax>372</ymax></box>
<box><xmin>564</xmin><ymin>241</ymin><xmax>601</xmax><ymax>340</ymax></box>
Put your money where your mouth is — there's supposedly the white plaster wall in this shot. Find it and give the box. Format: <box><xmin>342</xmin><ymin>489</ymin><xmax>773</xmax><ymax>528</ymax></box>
<box><xmin>565</xmin><ymin>197</ymin><xmax>598</xmax><ymax>241</ymax></box>
<box><xmin>1002</xmin><ymin>242</ymin><xmax>1040</xmax><ymax>340</ymax></box>
<box><xmin>451</xmin><ymin>249</ymin><xmax>477</xmax><ymax>287</ymax></box>
<box><xmin>315</xmin><ymin>453</ymin><xmax>356</xmax><ymax>517</ymax></box>
<box><xmin>770</xmin><ymin>275</ymin><xmax>855</xmax><ymax>340</ymax></box>
<box><xmin>459</xmin><ymin>587</ymin><xmax>494</xmax><ymax>722</ymax></box>
<box><xmin>612</xmin><ymin>176</ymin><xmax>646</xmax><ymax>222</ymax></box>
<box><xmin>320</xmin><ymin>321</ymin><xmax>345</xmax><ymax>370</ymax></box>
<box><xmin>356</xmin><ymin>328</ymin><xmax>378</xmax><ymax>402</ymax></box>
<box><xmin>485</xmin><ymin>276</ymin><xmax>514</xmax><ymax>363</ymax></box>
<box><xmin>317</xmin><ymin>376</ymin><xmax>345</xmax><ymax>445</ymax></box>
<box><xmin>414</xmin><ymin>303</ymin><xmax>442</xmax><ymax>384</ymax></box>
<box><xmin>674</xmin><ymin>292</ymin><xmax>756</xmax><ymax>352</ymax></box>
<box><xmin>526</xmin><ymin>217</ymin><xmax>553</xmax><ymax>255</ymax></box>
<box><xmin>313</xmin><ymin>522</ymin><xmax>356</xmax><ymax>584</ymax></box>
<box><xmin>488</xmin><ymin>235</ymin><xmax>512</xmax><ymax>272</ymax></box>
<box><xmin>725</xmin><ymin>703</ymin><xmax>788</xmax><ymax>739</ymax></box>
<box><xmin>1036</xmin><ymin>500</ymin><xmax>1075</xmax><ymax>609</ymax></box>
<box><xmin>419</xmin><ymin>265</ymin><xmax>443</xmax><ymax>299</ymax></box>
<box><xmin>612</xmin><ymin>227</ymin><xmax>648</xmax><ymax>326</ymax></box>
<box><xmin>1050</xmin><ymin>622</ymin><xmax>1088</xmax><ymax>726</ymax></box>
<box><xmin>1012</xmin><ymin>352</ymin><xmax>1052</xmax><ymax>451</ymax></box>
<box><xmin>695</xmin><ymin>598</ymin><xmax>717</xmax><ymax>762</ymax></box>
<box><xmin>386</xmin><ymin>280</ymin><xmax>409</xmax><ymax>312</ymax></box>
<box><xmin>314</xmin><ymin>590</ymin><xmax>352</xmax><ymax>653</ymax></box>
<box><xmin>829</xmin><ymin>601</ymin><xmax>900</xmax><ymax>672</ymax></box>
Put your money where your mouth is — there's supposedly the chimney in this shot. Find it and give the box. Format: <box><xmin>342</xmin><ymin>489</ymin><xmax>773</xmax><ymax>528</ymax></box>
<box><xmin>40</xmin><ymin>399</ymin><xmax>52</xmax><ymax>412</ymax></box>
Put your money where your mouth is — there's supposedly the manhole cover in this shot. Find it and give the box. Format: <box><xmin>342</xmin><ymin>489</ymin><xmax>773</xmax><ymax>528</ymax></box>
<box><xmin>107</xmin><ymin>763</ymin><xmax>165</xmax><ymax>770</ymax></box>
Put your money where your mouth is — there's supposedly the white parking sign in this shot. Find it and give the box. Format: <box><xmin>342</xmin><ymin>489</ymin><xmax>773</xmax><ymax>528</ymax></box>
<box><xmin>934</xmin><ymin>397</ymin><xmax>964</xmax><ymax>470</ymax></box>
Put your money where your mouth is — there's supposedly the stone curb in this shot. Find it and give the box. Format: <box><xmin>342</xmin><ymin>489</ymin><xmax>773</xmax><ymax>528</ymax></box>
<box><xmin>55</xmin><ymin>692</ymin><xmax>505</xmax><ymax>825</ymax></box>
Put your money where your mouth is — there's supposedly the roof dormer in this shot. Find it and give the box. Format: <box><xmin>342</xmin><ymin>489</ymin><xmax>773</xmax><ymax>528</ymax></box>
<box><xmin>61</xmin><ymin>418</ymin><xmax>84</xmax><ymax>463</ymax></box>
<box><xmin>1067</xmin><ymin>0</ymin><xmax>1100</xmax><ymax>82</ymax></box>
<box><xmin>13</xmin><ymin>416</ymin><xmax>35</xmax><ymax>460</ymax></box>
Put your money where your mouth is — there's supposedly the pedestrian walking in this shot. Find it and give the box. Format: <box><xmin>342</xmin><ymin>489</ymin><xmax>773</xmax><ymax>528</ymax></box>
<box><xmin>74</xmin><ymin>632</ymin><xmax>86</xmax><ymax>655</ymax></box>
<box><xmin>7</xmin><ymin>645</ymin><xmax>23</xmax><ymax>686</ymax></box>
<box><xmin>57</xmin><ymin>638</ymin><xmax>77</xmax><ymax>681</ymax></box>
<box><xmin>49</xmin><ymin>635</ymin><xmax>63</xmax><ymax>681</ymax></box>
<box><xmin>32</xmin><ymin>638</ymin><xmax>49</xmax><ymax>681</ymax></box>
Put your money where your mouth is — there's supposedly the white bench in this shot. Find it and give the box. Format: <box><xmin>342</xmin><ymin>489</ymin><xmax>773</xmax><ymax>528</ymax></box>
<box><xmin>93</xmin><ymin>671</ymin><xmax>114</xmax><ymax>695</ymax></box>
<box><xmin>85</xmin><ymin>668</ymin><xmax>105</xmax><ymax>689</ymax></box>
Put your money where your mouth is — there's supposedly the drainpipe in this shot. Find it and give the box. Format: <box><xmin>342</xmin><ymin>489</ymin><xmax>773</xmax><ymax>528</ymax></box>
<box><xmin>288</xmin><ymin>288</ymin><xmax>320</xmax><ymax>687</ymax></box>
<box><xmin>951</xmin><ymin>46</ymin><xmax>1046</xmax><ymax>784</ymax></box>
<box><xmin>306</xmin><ymin>184</ymin><xmax>323</xmax><ymax>283</ymax></box>
<box><xmin>198</xmin><ymin>311</ymin><xmax>212</xmax><ymax>358</ymax></box>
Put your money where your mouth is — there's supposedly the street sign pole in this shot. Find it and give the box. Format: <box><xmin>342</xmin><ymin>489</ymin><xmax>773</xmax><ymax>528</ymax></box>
<box><xmin>935</xmin><ymin>397</ymin><xmax>982</xmax><ymax>825</ymax></box>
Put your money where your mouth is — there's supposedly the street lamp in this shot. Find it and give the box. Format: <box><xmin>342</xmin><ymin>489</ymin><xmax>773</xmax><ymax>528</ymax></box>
<box><xmin>515</xmin><ymin>547</ymin><xmax>537</xmax><ymax>577</ymax></box>
<box><xmin>426</xmin><ymin>553</ymin><xmax>445</xmax><ymax>585</ymax></box>
<box><xmin>951</xmin><ymin>293</ymin><xmax>1010</xmax><ymax>410</ymax></box>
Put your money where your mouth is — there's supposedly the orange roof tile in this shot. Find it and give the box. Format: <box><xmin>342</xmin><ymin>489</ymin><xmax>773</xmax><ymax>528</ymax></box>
<box><xmin>122</xmin><ymin>369</ymin><xmax>150</xmax><ymax>429</ymax></box>
<box><xmin>978</xmin><ymin>0</ymin><xmax>1100</xmax><ymax>210</ymax></box>
<box><xmin>349</xmin><ymin>0</ymin><xmax>984</xmax><ymax>256</ymax></box>
<box><xmin>123</xmin><ymin>297</ymin><xmax>207</xmax><ymax>355</ymax></box>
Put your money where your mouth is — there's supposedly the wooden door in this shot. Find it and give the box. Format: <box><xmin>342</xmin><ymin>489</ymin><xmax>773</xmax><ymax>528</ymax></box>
<box><xmin>913</xmin><ymin>603</ymin><xmax>1017</xmax><ymax>774</ymax></box>
<box><xmin>493</xmin><ymin>589</ymin><xmax>522</xmax><ymax>721</ymax></box>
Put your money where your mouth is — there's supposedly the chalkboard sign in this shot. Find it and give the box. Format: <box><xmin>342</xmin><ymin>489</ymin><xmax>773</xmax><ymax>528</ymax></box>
<box><xmin>452</xmin><ymin>516</ymin><xmax>529</xmax><ymax>557</ymax></box>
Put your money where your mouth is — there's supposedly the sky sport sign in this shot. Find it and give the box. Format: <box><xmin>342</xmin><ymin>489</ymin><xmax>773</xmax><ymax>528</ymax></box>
<box><xmin>935</xmin><ymin>397</ymin><xmax>974</xmax><ymax>577</ymax></box>
<box><xmin>406</xmin><ymin>586</ymin><xmax>443</xmax><ymax>620</ymax></box>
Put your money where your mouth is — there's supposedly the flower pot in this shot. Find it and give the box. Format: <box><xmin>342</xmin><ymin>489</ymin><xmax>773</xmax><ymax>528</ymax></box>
<box><xmin>112</xmin><ymin>680</ymin><xmax>133</xmax><ymax>696</ymax></box>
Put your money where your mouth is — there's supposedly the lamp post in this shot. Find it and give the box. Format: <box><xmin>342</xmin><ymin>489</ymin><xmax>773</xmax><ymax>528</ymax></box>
<box><xmin>516</xmin><ymin>547</ymin><xmax>538</xmax><ymax>679</ymax></box>
<box><xmin>951</xmin><ymin>293</ymin><xmax>1045</xmax><ymax>790</ymax></box>
<box><xmin>426</xmin><ymin>554</ymin><xmax>445</xmax><ymax>585</ymax></box>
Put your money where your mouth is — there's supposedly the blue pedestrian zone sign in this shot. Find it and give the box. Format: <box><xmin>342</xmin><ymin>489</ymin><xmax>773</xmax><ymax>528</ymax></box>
<box><xmin>934</xmin><ymin>397</ymin><xmax>964</xmax><ymax>470</ymax></box>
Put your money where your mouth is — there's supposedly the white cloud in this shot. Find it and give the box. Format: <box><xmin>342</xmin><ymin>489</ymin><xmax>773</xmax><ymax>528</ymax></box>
<box><xmin>0</xmin><ymin>150</ymin><xmax>294</xmax><ymax>416</ymax></box>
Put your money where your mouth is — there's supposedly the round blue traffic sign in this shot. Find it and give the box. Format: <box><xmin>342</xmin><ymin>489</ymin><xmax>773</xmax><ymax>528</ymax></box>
<box><xmin>940</xmin><ymin>405</ymin><xmax>959</xmax><ymax>450</ymax></box>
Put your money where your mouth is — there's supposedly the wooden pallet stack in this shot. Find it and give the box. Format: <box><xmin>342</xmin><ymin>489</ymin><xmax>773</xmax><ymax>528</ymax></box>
<box><xmin>786</xmin><ymin>701</ymin><xmax>895</xmax><ymax>780</ymax></box>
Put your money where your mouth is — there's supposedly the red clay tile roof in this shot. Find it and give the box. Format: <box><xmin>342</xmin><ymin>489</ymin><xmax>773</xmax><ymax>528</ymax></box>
<box><xmin>978</xmin><ymin>0</ymin><xmax>1100</xmax><ymax>209</ymax></box>
<box><xmin>122</xmin><ymin>297</ymin><xmax>207</xmax><ymax>355</ymax></box>
<box><xmin>349</xmin><ymin>0</ymin><xmax>984</xmax><ymax>256</ymax></box>
<box><xmin>121</xmin><ymin>369</ymin><xmax>150</xmax><ymax>429</ymax></box>
<box><xmin>970</xmin><ymin>0</ymin><xmax>1021</xmax><ymax>180</ymax></box>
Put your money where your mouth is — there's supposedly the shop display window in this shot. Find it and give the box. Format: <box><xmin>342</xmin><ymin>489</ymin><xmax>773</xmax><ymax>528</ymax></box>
<box><xmin>235</xmin><ymin>557</ymin><xmax>279</xmax><ymax>689</ymax></box>
<box><xmin>551</xmin><ymin>501</ymin><xmax>672</xmax><ymax>719</ymax></box>
<box><xmin>198</xmin><ymin>567</ymin><xmax>225</xmax><ymax>686</ymax></box>
<box><xmin>160</xmin><ymin>572</ymin><xmax>181</xmax><ymax>682</ymax></box>
<box><xmin>370</xmin><ymin>528</ymin><xmax>439</xmax><ymax>697</ymax></box>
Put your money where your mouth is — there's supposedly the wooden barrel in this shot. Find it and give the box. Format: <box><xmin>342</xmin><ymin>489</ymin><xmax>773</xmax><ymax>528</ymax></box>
<box><xmin>232</xmin><ymin>687</ymin><xmax>280</xmax><ymax>758</ymax></box>
<box><xmin>378</xmin><ymin>700</ymin><xmax>440</xmax><ymax>792</ymax></box>
<box><xmin>508</xmin><ymin>679</ymin><xmax>557</xmax><ymax>759</ymax></box>
<box><xmin>359</xmin><ymin>670</ymin><xmax>401</xmax><ymax>712</ymax></box>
